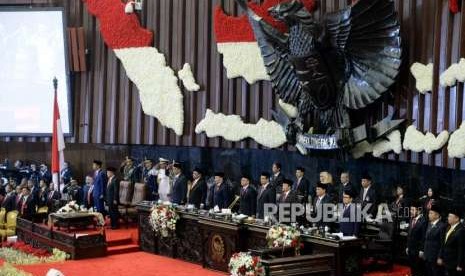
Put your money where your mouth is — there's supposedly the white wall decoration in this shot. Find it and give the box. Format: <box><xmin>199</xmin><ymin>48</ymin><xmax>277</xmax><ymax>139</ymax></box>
<box><xmin>278</xmin><ymin>99</ymin><xmax>298</xmax><ymax>118</ymax></box>
<box><xmin>440</xmin><ymin>58</ymin><xmax>465</xmax><ymax>87</ymax></box>
<box><xmin>372</xmin><ymin>130</ymin><xmax>402</xmax><ymax>157</ymax></box>
<box><xmin>178</xmin><ymin>63</ymin><xmax>200</xmax><ymax>92</ymax></box>
<box><xmin>448</xmin><ymin>122</ymin><xmax>465</xmax><ymax>158</ymax></box>
<box><xmin>351</xmin><ymin>141</ymin><xmax>373</xmax><ymax>159</ymax></box>
<box><xmin>216</xmin><ymin>42</ymin><xmax>270</xmax><ymax>84</ymax></box>
<box><xmin>195</xmin><ymin>109</ymin><xmax>286</xmax><ymax>148</ymax></box>
<box><xmin>115</xmin><ymin>47</ymin><xmax>184</xmax><ymax>136</ymax></box>
<box><xmin>403</xmin><ymin>125</ymin><xmax>449</xmax><ymax>154</ymax></box>
<box><xmin>410</xmin><ymin>62</ymin><xmax>433</xmax><ymax>94</ymax></box>
<box><xmin>351</xmin><ymin>131</ymin><xmax>402</xmax><ymax>158</ymax></box>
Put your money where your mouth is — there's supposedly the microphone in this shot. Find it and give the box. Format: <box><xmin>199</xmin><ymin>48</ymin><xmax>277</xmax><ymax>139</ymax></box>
<box><xmin>418</xmin><ymin>195</ymin><xmax>427</xmax><ymax>200</ymax></box>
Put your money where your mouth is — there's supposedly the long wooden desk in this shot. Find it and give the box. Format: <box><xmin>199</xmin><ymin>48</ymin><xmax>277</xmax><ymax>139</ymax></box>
<box><xmin>136</xmin><ymin>202</ymin><xmax>350</xmax><ymax>274</ymax></box>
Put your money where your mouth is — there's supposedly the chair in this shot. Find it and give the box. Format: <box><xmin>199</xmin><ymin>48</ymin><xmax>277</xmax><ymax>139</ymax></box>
<box><xmin>118</xmin><ymin>181</ymin><xmax>133</xmax><ymax>207</ymax></box>
<box><xmin>37</xmin><ymin>206</ymin><xmax>49</xmax><ymax>214</ymax></box>
<box><xmin>118</xmin><ymin>182</ymin><xmax>146</xmax><ymax>226</ymax></box>
<box><xmin>0</xmin><ymin>211</ymin><xmax>19</xmax><ymax>241</ymax></box>
<box><xmin>0</xmin><ymin>208</ymin><xmax>6</xmax><ymax>229</ymax></box>
<box><xmin>361</xmin><ymin>220</ymin><xmax>395</xmax><ymax>271</ymax></box>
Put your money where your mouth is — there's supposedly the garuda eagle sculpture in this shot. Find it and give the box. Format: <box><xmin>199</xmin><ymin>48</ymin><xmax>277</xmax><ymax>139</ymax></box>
<box><xmin>234</xmin><ymin>0</ymin><xmax>402</xmax><ymax>150</ymax></box>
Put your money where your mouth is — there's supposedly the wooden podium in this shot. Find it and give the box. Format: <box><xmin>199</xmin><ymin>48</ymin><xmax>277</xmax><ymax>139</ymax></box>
<box><xmin>198</xmin><ymin>216</ymin><xmax>246</xmax><ymax>272</ymax></box>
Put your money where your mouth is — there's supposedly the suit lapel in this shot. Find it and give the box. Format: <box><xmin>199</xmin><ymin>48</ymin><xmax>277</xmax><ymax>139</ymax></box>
<box><xmin>445</xmin><ymin>225</ymin><xmax>459</xmax><ymax>245</ymax></box>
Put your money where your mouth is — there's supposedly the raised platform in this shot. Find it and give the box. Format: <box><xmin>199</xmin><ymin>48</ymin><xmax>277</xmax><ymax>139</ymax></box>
<box><xmin>16</xmin><ymin>218</ymin><xmax>107</xmax><ymax>259</ymax></box>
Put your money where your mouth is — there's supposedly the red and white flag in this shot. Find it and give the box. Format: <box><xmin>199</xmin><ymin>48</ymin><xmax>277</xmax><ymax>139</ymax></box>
<box><xmin>51</xmin><ymin>78</ymin><xmax>65</xmax><ymax>192</ymax></box>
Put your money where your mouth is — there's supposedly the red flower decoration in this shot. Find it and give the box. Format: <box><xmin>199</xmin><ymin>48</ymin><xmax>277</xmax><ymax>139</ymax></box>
<box><xmin>3</xmin><ymin>241</ymin><xmax>52</xmax><ymax>258</ymax></box>
<box><xmin>450</xmin><ymin>0</ymin><xmax>460</xmax><ymax>13</ymax></box>
<box><xmin>81</xmin><ymin>0</ymin><xmax>153</xmax><ymax>49</ymax></box>
<box><xmin>252</xmin><ymin>256</ymin><xmax>259</xmax><ymax>266</ymax></box>
<box><xmin>215</xmin><ymin>0</ymin><xmax>317</xmax><ymax>43</ymax></box>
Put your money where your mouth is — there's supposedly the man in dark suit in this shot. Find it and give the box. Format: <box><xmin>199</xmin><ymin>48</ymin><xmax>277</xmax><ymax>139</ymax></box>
<box><xmin>1</xmin><ymin>184</ymin><xmax>17</xmax><ymax>213</ymax></box>
<box><xmin>37</xmin><ymin>179</ymin><xmax>49</xmax><ymax>208</ymax></box>
<box><xmin>18</xmin><ymin>187</ymin><xmax>36</xmax><ymax>221</ymax></box>
<box><xmin>171</xmin><ymin>163</ymin><xmax>188</xmax><ymax>205</ymax></box>
<box><xmin>278</xmin><ymin>179</ymin><xmax>298</xmax><ymax>224</ymax></box>
<box><xmin>82</xmin><ymin>175</ymin><xmax>94</xmax><ymax>209</ymax></box>
<box><xmin>313</xmin><ymin>182</ymin><xmax>332</xmax><ymax>228</ymax></box>
<box><xmin>239</xmin><ymin>175</ymin><xmax>257</xmax><ymax>216</ymax></box>
<box><xmin>143</xmin><ymin>159</ymin><xmax>158</xmax><ymax>201</ymax></box>
<box><xmin>120</xmin><ymin>157</ymin><xmax>137</xmax><ymax>184</ymax></box>
<box><xmin>28</xmin><ymin>179</ymin><xmax>40</xmax><ymax>202</ymax></box>
<box><xmin>406</xmin><ymin>200</ymin><xmax>427</xmax><ymax>276</ymax></box>
<box><xmin>68</xmin><ymin>179</ymin><xmax>83</xmax><ymax>205</ymax></box>
<box><xmin>209</xmin><ymin>172</ymin><xmax>231</xmax><ymax>209</ymax></box>
<box><xmin>14</xmin><ymin>186</ymin><xmax>23</xmax><ymax>211</ymax></box>
<box><xmin>438</xmin><ymin>208</ymin><xmax>464</xmax><ymax>276</ymax></box>
<box><xmin>39</xmin><ymin>164</ymin><xmax>52</xmax><ymax>184</ymax></box>
<box><xmin>422</xmin><ymin>204</ymin><xmax>446</xmax><ymax>276</ymax></box>
<box><xmin>92</xmin><ymin>160</ymin><xmax>106</xmax><ymax>213</ymax></box>
<box><xmin>357</xmin><ymin>173</ymin><xmax>378</xmax><ymax>219</ymax></box>
<box><xmin>339</xmin><ymin>189</ymin><xmax>360</xmax><ymax>237</ymax></box>
<box><xmin>46</xmin><ymin>182</ymin><xmax>60</xmax><ymax>212</ymax></box>
<box><xmin>279</xmin><ymin>179</ymin><xmax>297</xmax><ymax>204</ymax></box>
<box><xmin>294</xmin><ymin>167</ymin><xmax>310</xmax><ymax>203</ymax></box>
<box><xmin>29</xmin><ymin>164</ymin><xmax>40</xmax><ymax>185</ymax></box>
<box><xmin>256</xmin><ymin>172</ymin><xmax>276</xmax><ymax>219</ymax></box>
<box><xmin>187</xmin><ymin>168</ymin><xmax>207</xmax><ymax>208</ymax></box>
<box><xmin>105</xmin><ymin>167</ymin><xmax>120</xmax><ymax>229</ymax></box>
<box><xmin>338</xmin><ymin>171</ymin><xmax>359</xmax><ymax>203</ymax></box>
<box><xmin>270</xmin><ymin>163</ymin><xmax>284</xmax><ymax>195</ymax></box>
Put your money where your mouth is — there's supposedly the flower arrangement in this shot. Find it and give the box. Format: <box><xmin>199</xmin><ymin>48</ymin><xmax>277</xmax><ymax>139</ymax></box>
<box><xmin>0</xmin><ymin>241</ymin><xmax>69</xmax><ymax>265</ymax></box>
<box><xmin>0</xmin><ymin>262</ymin><xmax>32</xmax><ymax>276</ymax></box>
<box><xmin>266</xmin><ymin>224</ymin><xmax>301</xmax><ymax>251</ymax></box>
<box><xmin>55</xmin><ymin>201</ymin><xmax>105</xmax><ymax>226</ymax></box>
<box><xmin>57</xmin><ymin>201</ymin><xmax>81</xmax><ymax>213</ymax></box>
<box><xmin>229</xmin><ymin>252</ymin><xmax>264</xmax><ymax>276</ymax></box>
<box><xmin>149</xmin><ymin>204</ymin><xmax>180</xmax><ymax>238</ymax></box>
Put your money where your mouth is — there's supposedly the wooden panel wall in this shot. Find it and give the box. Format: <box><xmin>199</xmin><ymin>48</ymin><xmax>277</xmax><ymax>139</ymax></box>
<box><xmin>0</xmin><ymin>0</ymin><xmax>464</xmax><ymax>169</ymax></box>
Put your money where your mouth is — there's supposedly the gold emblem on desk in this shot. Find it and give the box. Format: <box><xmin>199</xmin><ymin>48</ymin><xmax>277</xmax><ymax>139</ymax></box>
<box><xmin>210</xmin><ymin>234</ymin><xmax>225</xmax><ymax>262</ymax></box>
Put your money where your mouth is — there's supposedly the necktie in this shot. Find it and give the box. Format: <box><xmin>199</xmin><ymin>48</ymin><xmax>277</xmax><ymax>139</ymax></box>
<box><xmin>445</xmin><ymin>225</ymin><xmax>455</xmax><ymax>243</ymax></box>
<box><xmin>21</xmin><ymin>198</ymin><xmax>27</xmax><ymax>214</ymax></box>
<box><xmin>411</xmin><ymin>218</ymin><xmax>417</xmax><ymax>229</ymax></box>
<box><xmin>87</xmin><ymin>186</ymin><xmax>93</xmax><ymax>205</ymax></box>
<box><xmin>427</xmin><ymin>199</ymin><xmax>433</xmax><ymax>210</ymax></box>
<box><xmin>294</xmin><ymin>179</ymin><xmax>300</xmax><ymax>191</ymax></box>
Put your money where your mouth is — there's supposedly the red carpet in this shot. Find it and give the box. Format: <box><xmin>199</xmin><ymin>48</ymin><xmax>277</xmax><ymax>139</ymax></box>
<box><xmin>104</xmin><ymin>227</ymin><xmax>140</xmax><ymax>255</ymax></box>
<box><xmin>364</xmin><ymin>265</ymin><xmax>411</xmax><ymax>276</ymax></box>
<box><xmin>16</xmin><ymin>252</ymin><xmax>226</xmax><ymax>276</ymax></box>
